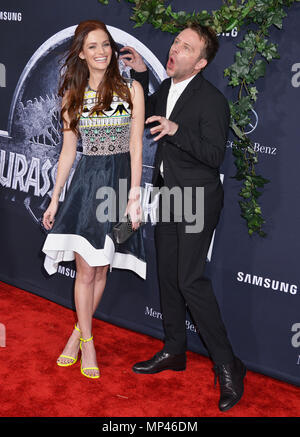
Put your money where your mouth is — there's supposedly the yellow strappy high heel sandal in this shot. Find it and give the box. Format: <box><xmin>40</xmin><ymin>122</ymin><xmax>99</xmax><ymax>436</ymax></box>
<box><xmin>79</xmin><ymin>335</ymin><xmax>100</xmax><ymax>379</ymax></box>
<box><xmin>57</xmin><ymin>324</ymin><xmax>81</xmax><ymax>367</ymax></box>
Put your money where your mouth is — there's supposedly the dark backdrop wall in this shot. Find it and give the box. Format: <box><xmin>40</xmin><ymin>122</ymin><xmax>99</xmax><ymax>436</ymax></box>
<box><xmin>0</xmin><ymin>0</ymin><xmax>300</xmax><ymax>386</ymax></box>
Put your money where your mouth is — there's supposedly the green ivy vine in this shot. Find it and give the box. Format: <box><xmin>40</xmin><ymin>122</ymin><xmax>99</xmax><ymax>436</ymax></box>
<box><xmin>98</xmin><ymin>0</ymin><xmax>299</xmax><ymax>236</ymax></box>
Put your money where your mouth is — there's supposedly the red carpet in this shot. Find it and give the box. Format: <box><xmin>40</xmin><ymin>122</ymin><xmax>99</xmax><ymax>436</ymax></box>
<box><xmin>0</xmin><ymin>280</ymin><xmax>299</xmax><ymax>418</ymax></box>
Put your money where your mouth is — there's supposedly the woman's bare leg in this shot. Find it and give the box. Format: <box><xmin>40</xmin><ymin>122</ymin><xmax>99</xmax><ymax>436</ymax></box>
<box><xmin>92</xmin><ymin>264</ymin><xmax>109</xmax><ymax>314</ymax></box>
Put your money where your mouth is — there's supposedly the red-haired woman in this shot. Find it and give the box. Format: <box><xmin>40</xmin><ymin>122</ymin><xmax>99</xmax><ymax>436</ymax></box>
<box><xmin>42</xmin><ymin>20</ymin><xmax>146</xmax><ymax>379</ymax></box>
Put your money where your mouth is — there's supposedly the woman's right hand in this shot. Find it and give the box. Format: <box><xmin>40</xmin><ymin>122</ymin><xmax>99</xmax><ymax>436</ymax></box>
<box><xmin>43</xmin><ymin>199</ymin><xmax>59</xmax><ymax>230</ymax></box>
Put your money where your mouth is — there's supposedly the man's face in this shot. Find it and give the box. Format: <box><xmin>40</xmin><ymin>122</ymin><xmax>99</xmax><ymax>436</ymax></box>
<box><xmin>166</xmin><ymin>28</ymin><xmax>208</xmax><ymax>83</ymax></box>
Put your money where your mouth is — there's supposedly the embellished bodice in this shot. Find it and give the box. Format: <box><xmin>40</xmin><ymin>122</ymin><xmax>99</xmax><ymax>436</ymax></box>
<box><xmin>78</xmin><ymin>85</ymin><xmax>131</xmax><ymax>156</ymax></box>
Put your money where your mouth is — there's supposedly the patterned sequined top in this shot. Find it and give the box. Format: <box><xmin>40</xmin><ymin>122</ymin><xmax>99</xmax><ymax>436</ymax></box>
<box><xmin>79</xmin><ymin>82</ymin><xmax>132</xmax><ymax>156</ymax></box>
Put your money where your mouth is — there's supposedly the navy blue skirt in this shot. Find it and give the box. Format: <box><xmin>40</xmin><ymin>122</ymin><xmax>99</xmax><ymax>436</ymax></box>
<box><xmin>42</xmin><ymin>152</ymin><xmax>146</xmax><ymax>279</ymax></box>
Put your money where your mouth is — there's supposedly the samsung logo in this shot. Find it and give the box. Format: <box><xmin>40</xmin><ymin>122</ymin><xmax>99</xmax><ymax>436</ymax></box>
<box><xmin>0</xmin><ymin>11</ymin><xmax>22</xmax><ymax>21</ymax></box>
<box><xmin>237</xmin><ymin>272</ymin><xmax>297</xmax><ymax>295</ymax></box>
<box><xmin>218</xmin><ymin>27</ymin><xmax>238</xmax><ymax>38</ymax></box>
<box><xmin>58</xmin><ymin>265</ymin><xmax>76</xmax><ymax>278</ymax></box>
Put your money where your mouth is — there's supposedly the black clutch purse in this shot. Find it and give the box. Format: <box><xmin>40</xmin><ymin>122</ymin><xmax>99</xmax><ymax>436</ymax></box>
<box><xmin>112</xmin><ymin>215</ymin><xmax>137</xmax><ymax>244</ymax></box>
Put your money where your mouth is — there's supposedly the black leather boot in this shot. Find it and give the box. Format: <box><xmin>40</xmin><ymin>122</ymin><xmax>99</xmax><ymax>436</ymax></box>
<box><xmin>213</xmin><ymin>357</ymin><xmax>246</xmax><ymax>412</ymax></box>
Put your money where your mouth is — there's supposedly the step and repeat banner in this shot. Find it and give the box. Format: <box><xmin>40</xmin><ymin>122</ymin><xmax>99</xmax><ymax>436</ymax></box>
<box><xmin>0</xmin><ymin>0</ymin><xmax>299</xmax><ymax>386</ymax></box>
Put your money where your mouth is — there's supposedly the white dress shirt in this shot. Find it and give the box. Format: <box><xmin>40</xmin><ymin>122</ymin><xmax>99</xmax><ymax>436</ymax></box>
<box><xmin>160</xmin><ymin>74</ymin><xmax>197</xmax><ymax>177</ymax></box>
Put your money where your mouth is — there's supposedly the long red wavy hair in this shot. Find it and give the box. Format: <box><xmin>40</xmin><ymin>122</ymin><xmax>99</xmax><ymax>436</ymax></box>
<box><xmin>58</xmin><ymin>20</ymin><xmax>133</xmax><ymax>135</ymax></box>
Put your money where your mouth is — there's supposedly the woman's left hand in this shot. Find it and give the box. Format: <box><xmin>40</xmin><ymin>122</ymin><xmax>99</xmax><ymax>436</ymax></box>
<box><xmin>125</xmin><ymin>198</ymin><xmax>142</xmax><ymax>231</ymax></box>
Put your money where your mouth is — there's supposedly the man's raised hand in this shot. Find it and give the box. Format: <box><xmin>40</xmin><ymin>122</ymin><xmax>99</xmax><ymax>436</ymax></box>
<box><xmin>146</xmin><ymin>116</ymin><xmax>178</xmax><ymax>142</ymax></box>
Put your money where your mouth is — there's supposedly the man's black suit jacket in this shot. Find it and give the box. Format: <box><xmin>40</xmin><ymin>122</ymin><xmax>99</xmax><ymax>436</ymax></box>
<box><xmin>133</xmin><ymin>70</ymin><xmax>230</xmax><ymax>218</ymax></box>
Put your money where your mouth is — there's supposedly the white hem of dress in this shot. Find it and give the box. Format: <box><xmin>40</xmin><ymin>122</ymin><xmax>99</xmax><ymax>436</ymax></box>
<box><xmin>42</xmin><ymin>233</ymin><xmax>146</xmax><ymax>279</ymax></box>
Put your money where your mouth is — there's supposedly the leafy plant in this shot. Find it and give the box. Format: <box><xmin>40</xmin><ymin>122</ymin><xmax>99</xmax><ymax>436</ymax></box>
<box><xmin>98</xmin><ymin>0</ymin><xmax>300</xmax><ymax>236</ymax></box>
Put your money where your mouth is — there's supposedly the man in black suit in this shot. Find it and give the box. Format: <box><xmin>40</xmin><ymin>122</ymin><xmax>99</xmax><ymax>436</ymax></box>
<box><xmin>121</xmin><ymin>24</ymin><xmax>246</xmax><ymax>412</ymax></box>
